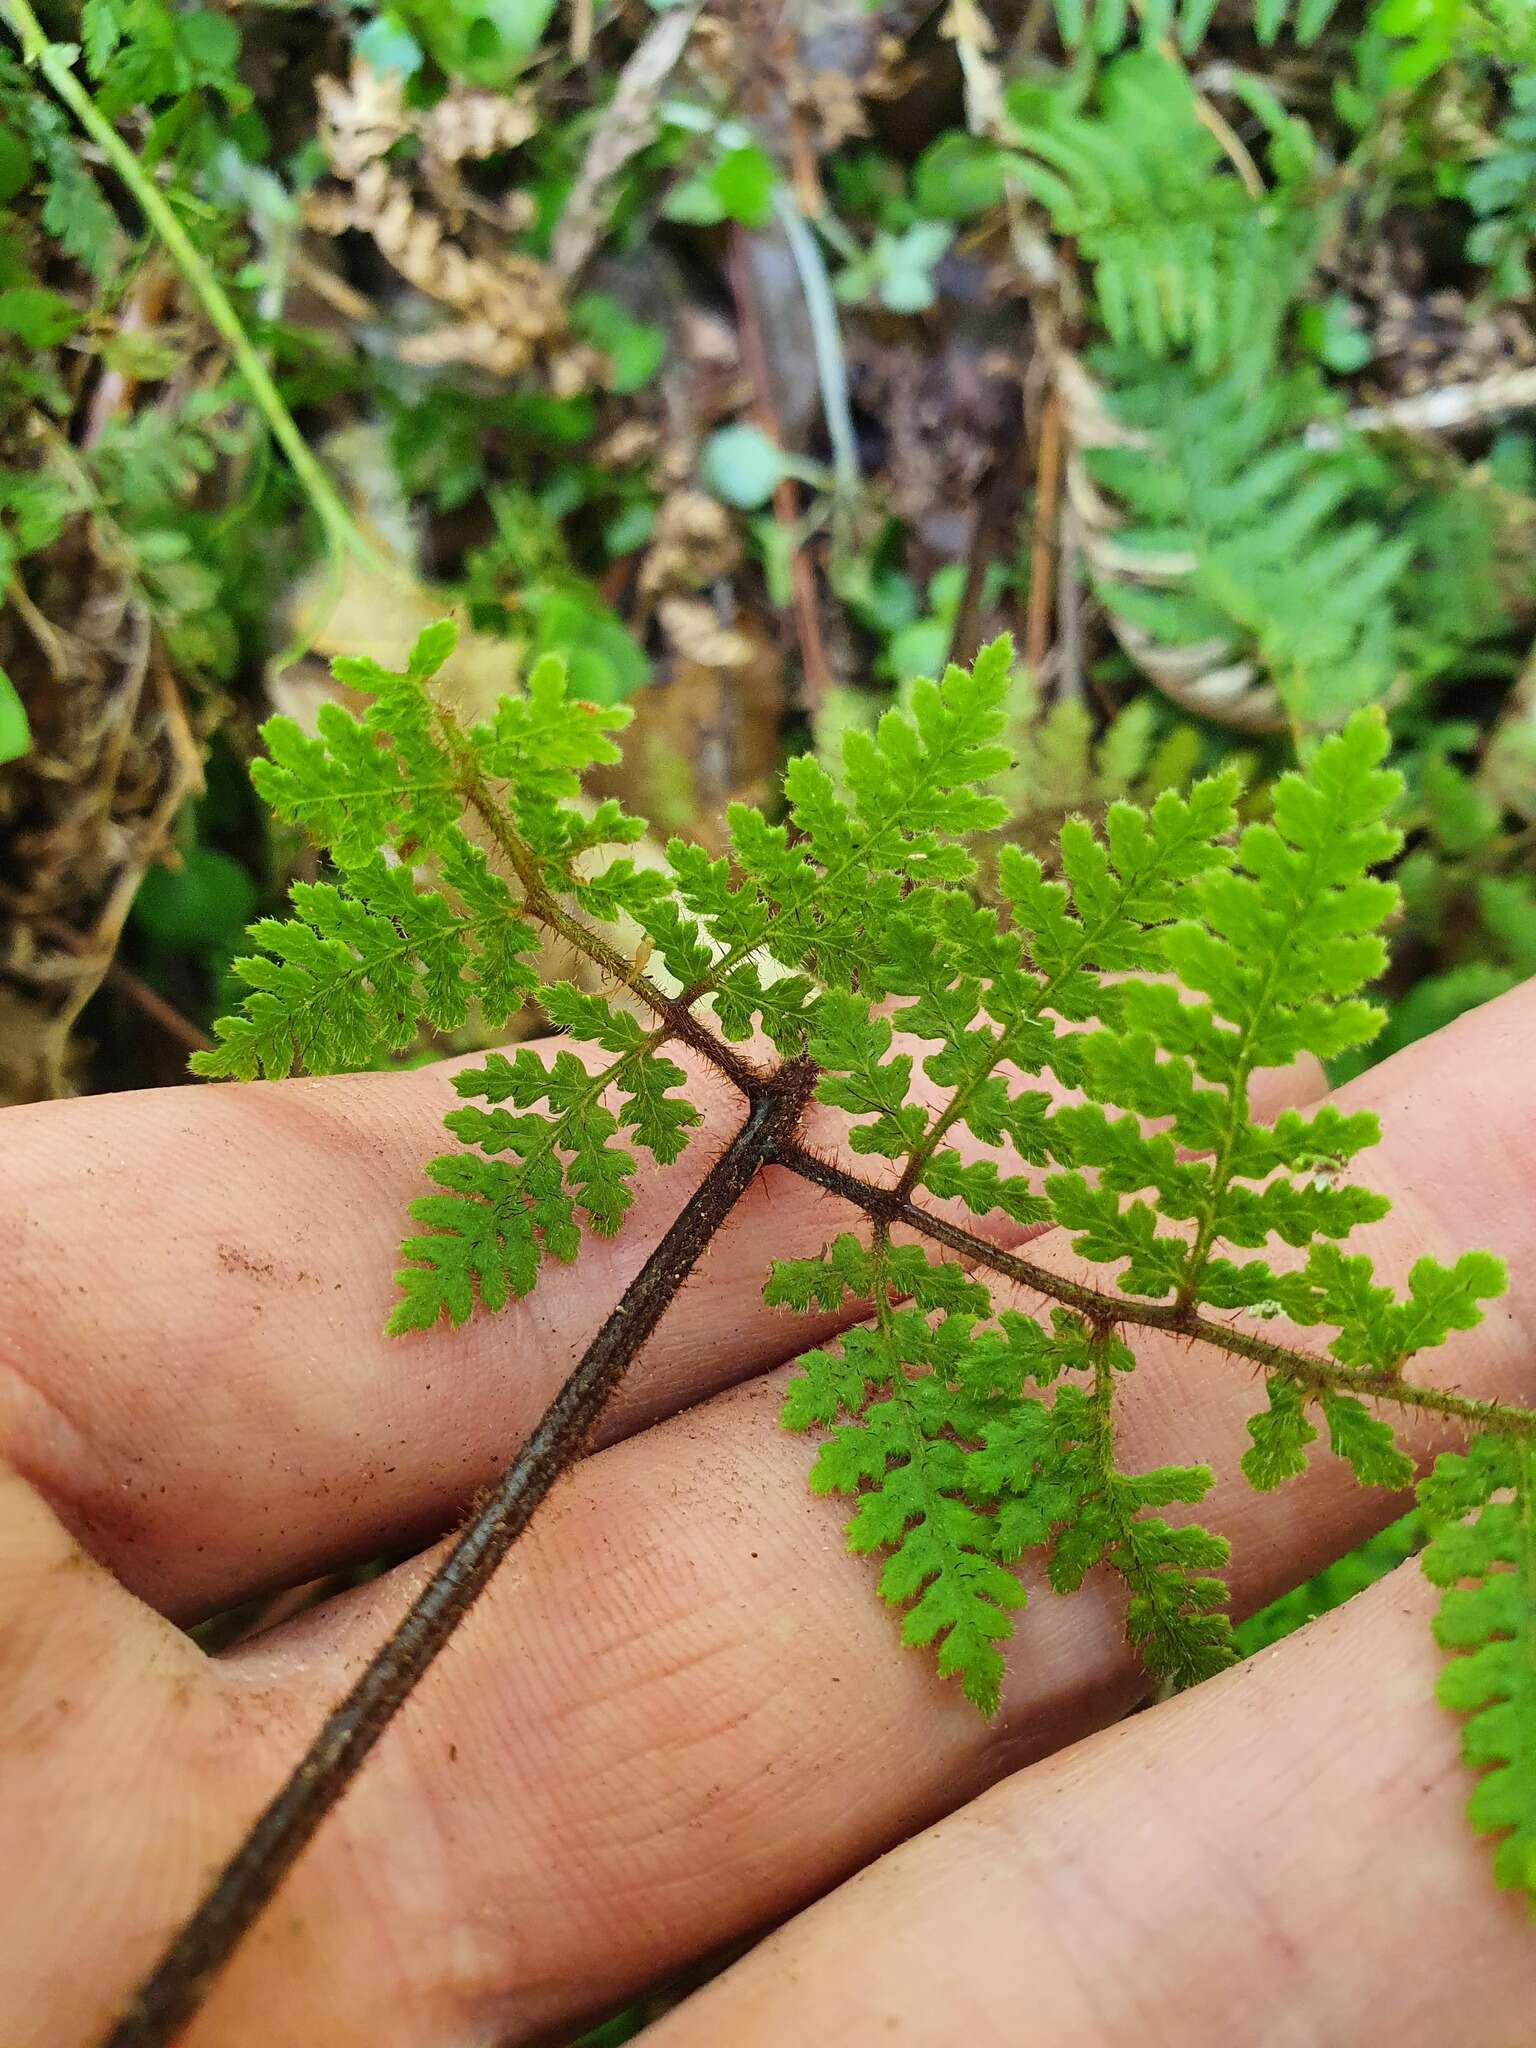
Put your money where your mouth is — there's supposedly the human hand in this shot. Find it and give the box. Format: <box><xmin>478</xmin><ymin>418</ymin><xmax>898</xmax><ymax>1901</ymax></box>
<box><xmin>4</xmin><ymin>982</ymin><xmax>1534</xmax><ymax>2046</ymax></box>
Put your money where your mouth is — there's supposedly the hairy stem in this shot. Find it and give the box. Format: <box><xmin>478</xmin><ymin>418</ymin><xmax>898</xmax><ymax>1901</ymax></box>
<box><xmin>1</xmin><ymin>0</ymin><xmax>384</xmax><ymax>573</ymax></box>
<box><xmin>776</xmin><ymin>1142</ymin><xmax>1536</xmax><ymax>1441</ymax></box>
<box><xmin>102</xmin><ymin>1060</ymin><xmax>818</xmax><ymax>2048</ymax></box>
<box><xmin>445</xmin><ymin>725</ymin><xmax>768</xmax><ymax>1100</ymax></box>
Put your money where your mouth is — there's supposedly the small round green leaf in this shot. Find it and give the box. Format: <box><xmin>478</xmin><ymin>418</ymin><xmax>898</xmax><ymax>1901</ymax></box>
<box><xmin>701</xmin><ymin>423</ymin><xmax>791</xmax><ymax>509</ymax></box>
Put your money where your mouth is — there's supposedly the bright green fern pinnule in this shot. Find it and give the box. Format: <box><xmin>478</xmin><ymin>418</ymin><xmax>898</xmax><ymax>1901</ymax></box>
<box><xmin>1423</xmin><ymin>1437</ymin><xmax>1536</xmax><ymax>1908</ymax></box>
<box><xmin>198</xmin><ymin>622</ymin><xmax>1532</xmax><ymax>1906</ymax></box>
<box><xmin>194</xmin><ymin>633</ymin><xmax>702</xmax><ymax>1331</ymax></box>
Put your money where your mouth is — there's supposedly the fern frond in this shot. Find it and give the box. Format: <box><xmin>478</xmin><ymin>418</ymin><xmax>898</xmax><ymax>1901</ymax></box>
<box><xmin>199</xmin><ymin>624</ymin><xmax>713</xmax><ymax>1327</ymax></box>
<box><xmin>1003</xmin><ymin>686</ymin><xmax>1204</xmax><ymax>826</ymax></box>
<box><xmin>1075</xmin><ymin>346</ymin><xmax>1412</xmax><ymax>727</ymax></box>
<box><xmin>776</xmin><ymin>1232</ymin><xmax>1032</xmax><ymax>1712</ymax></box>
<box><xmin>250</xmin><ymin>623</ymin><xmax>466</xmax><ymax>869</ymax></box>
<box><xmin>770</xmin><ymin>687</ymin><xmax>1515</xmax><ymax>1705</ymax></box>
<box><xmin>1080</xmin><ymin>712</ymin><xmax>1403</xmax><ymax>1298</ymax></box>
<box><xmin>1042</xmin><ymin>1334</ymin><xmax>1233</xmax><ymax>1690</ymax></box>
<box><xmin>665</xmin><ymin>636</ymin><xmax>1016</xmax><ymax>1051</ymax></box>
<box><xmin>205</xmin><ymin>627</ymin><xmax>1522</xmax><ymax>1795</ymax></box>
<box><xmin>1422</xmin><ymin>1436</ymin><xmax>1536</xmax><ymax>1911</ymax></box>
<box><xmin>391</xmin><ymin>1011</ymin><xmax>699</xmax><ymax>1334</ymax></box>
<box><xmin>1053</xmin><ymin>0</ymin><xmax>1343</xmax><ymax>55</ymax></box>
<box><xmin>1009</xmin><ymin>52</ymin><xmax>1320</xmax><ymax>368</ymax></box>
<box><xmin>777</xmin><ymin>1245</ymin><xmax>1234</xmax><ymax>1704</ymax></box>
<box><xmin>1048</xmin><ymin>714</ymin><xmax>1503</xmax><ymax>1376</ymax></box>
<box><xmin>191</xmin><ymin>840</ymin><xmax>540</xmax><ymax>1080</ymax></box>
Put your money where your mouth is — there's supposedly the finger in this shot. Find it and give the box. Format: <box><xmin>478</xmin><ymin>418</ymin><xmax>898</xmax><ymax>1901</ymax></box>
<box><xmin>0</xmin><ymin>1015</ymin><xmax>1326</xmax><ymax>1619</ymax></box>
<box><xmin>0</xmin><ymin>1045</ymin><xmax>934</xmax><ymax>1618</ymax></box>
<box><xmin>0</xmin><ymin>1455</ymin><xmax>258</xmax><ymax>2048</ymax></box>
<box><xmin>163</xmin><ymin>985</ymin><xmax>1535</xmax><ymax>2040</ymax></box>
<box><xmin>0</xmin><ymin>1457</ymin><xmax>180</xmax><ymax>1727</ymax></box>
<box><xmin>642</xmin><ymin>1566</ymin><xmax>1535</xmax><ymax>2047</ymax></box>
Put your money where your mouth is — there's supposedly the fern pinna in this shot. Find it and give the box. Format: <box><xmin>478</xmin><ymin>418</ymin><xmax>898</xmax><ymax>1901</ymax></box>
<box><xmin>124</xmin><ymin>627</ymin><xmax>1531</xmax><ymax>2040</ymax></box>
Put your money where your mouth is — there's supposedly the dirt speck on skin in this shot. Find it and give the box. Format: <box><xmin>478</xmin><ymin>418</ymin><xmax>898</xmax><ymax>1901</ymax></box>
<box><xmin>216</xmin><ymin>1243</ymin><xmax>277</xmax><ymax>1281</ymax></box>
<box><xmin>51</xmin><ymin>1541</ymin><xmax>104</xmax><ymax>1578</ymax></box>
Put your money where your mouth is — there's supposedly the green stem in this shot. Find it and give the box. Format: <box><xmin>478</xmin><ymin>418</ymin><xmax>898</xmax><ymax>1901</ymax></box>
<box><xmin>771</xmin><ymin>187</ymin><xmax>859</xmax><ymax>501</ymax></box>
<box><xmin>1174</xmin><ymin>852</ymin><xmax>1318</xmax><ymax>1310</ymax></box>
<box><xmin>1174</xmin><ymin>1004</ymin><xmax>1268</xmax><ymax>1309</ymax></box>
<box><xmin>4</xmin><ymin>1</ymin><xmax>385</xmax><ymax>574</ymax></box>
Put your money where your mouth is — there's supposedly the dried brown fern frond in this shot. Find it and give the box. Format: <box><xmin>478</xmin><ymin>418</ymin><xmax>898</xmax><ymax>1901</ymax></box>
<box><xmin>309</xmin><ymin>63</ymin><xmax>567</xmax><ymax>381</ymax></box>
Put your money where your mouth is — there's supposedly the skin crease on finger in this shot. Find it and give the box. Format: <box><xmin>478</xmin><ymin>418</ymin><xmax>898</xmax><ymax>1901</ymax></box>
<box><xmin>0</xmin><ymin>981</ymin><xmax>1531</xmax><ymax>2045</ymax></box>
<box><xmin>640</xmin><ymin>1568</ymin><xmax>1536</xmax><ymax>2048</ymax></box>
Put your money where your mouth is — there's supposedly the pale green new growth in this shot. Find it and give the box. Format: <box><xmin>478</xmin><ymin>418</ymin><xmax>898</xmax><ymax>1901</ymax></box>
<box><xmin>202</xmin><ymin>623</ymin><xmax>1533</xmax><ymax>1907</ymax></box>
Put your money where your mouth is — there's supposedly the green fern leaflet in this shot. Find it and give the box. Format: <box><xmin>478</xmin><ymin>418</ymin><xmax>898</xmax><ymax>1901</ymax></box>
<box><xmin>1054</xmin><ymin>0</ymin><xmax>1343</xmax><ymax>55</ymax></box>
<box><xmin>1081</xmin><ymin>347</ymin><xmax>1412</xmax><ymax>728</ymax></box>
<box><xmin>1423</xmin><ymin>1438</ymin><xmax>1536</xmax><ymax>1906</ymax></box>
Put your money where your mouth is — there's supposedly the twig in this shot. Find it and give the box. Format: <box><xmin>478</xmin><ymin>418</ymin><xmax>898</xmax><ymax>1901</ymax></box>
<box><xmin>1025</xmin><ymin>382</ymin><xmax>1064</xmax><ymax>673</ymax></box>
<box><xmin>0</xmin><ymin>893</ymin><xmax>213</xmax><ymax>1058</ymax></box>
<box><xmin>98</xmin><ymin>957</ymin><xmax>213</xmax><ymax>1056</ymax></box>
<box><xmin>6</xmin><ymin>571</ymin><xmax>68</xmax><ymax>677</ymax></box>
<box><xmin>943</xmin><ymin>0</ymin><xmax>1008</xmax><ymax>140</ymax></box>
<box><xmin>1130</xmin><ymin>0</ymin><xmax>1265</xmax><ymax>200</ymax></box>
<box><xmin>1009</xmin><ymin>0</ymin><xmax>1055</xmax><ymax>63</ymax></box>
<box><xmin>945</xmin><ymin>505</ymin><xmax>998</xmax><ymax>677</ymax></box>
<box><xmin>101</xmin><ymin>1060</ymin><xmax>821</xmax><ymax>2048</ymax></box>
<box><xmin>1056</xmin><ymin>500</ymin><xmax>1085</xmax><ymax>702</ymax></box>
<box><xmin>1187</xmin><ymin>83</ymin><xmax>1265</xmax><ymax>199</ymax></box>
<box><xmin>945</xmin><ymin>390</ymin><xmax>1026</xmax><ymax>671</ymax></box>
<box><xmin>80</xmin><ymin>264</ymin><xmax>176</xmax><ymax>449</ymax></box>
<box><xmin>551</xmin><ymin>0</ymin><xmax>704</xmax><ymax>280</ymax></box>
<box><xmin>1305</xmin><ymin>365</ymin><xmax>1536</xmax><ymax>450</ymax></box>
<box><xmin>288</xmin><ymin>250</ymin><xmax>377</xmax><ymax>326</ymax></box>
<box><xmin>778</xmin><ymin>16</ymin><xmax>827</xmax><ymax>222</ymax></box>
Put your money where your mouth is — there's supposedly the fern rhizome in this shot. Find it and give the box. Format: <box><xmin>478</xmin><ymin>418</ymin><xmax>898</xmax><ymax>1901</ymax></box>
<box><xmin>116</xmin><ymin>625</ymin><xmax>1533</xmax><ymax>2044</ymax></box>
